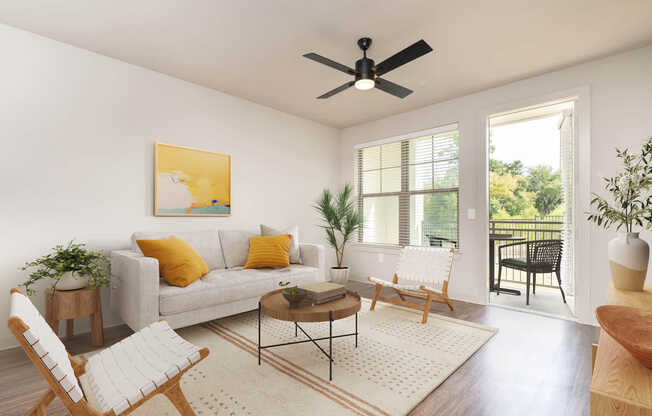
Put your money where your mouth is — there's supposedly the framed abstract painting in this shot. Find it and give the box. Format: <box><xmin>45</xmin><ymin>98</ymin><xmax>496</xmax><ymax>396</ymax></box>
<box><xmin>154</xmin><ymin>142</ymin><xmax>231</xmax><ymax>216</ymax></box>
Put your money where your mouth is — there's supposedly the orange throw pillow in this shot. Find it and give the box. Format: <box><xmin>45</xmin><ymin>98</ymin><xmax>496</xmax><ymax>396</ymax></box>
<box><xmin>136</xmin><ymin>236</ymin><xmax>208</xmax><ymax>287</ymax></box>
<box><xmin>244</xmin><ymin>235</ymin><xmax>291</xmax><ymax>269</ymax></box>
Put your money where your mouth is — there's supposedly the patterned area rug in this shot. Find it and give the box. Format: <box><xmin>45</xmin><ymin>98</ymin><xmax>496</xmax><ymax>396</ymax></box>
<box><xmin>131</xmin><ymin>300</ymin><xmax>497</xmax><ymax>416</ymax></box>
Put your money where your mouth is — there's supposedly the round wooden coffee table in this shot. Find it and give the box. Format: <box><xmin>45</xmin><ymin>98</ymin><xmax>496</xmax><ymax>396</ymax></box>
<box><xmin>258</xmin><ymin>289</ymin><xmax>361</xmax><ymax>380</ymax></box>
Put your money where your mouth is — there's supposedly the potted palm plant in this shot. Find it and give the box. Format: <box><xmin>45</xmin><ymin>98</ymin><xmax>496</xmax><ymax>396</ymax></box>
<box><xmin>314</xmin><ymin>184</ymin><xmax>362</xmax><ymax>283</ymax></box>
<box><xmin>587</xmin><ymin>137</ymin><xmax>652</xmax><ymax>291</ymax></box>
<box><xmin>21</xmin><ymin>240</ymin><xmax>111</xmax><ymax>296</ymax></box>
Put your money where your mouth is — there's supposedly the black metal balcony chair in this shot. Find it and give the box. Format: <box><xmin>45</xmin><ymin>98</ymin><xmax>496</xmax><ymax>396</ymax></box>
<box><xmin>497</xmin><ymin>239</ymin><xmax>566</xmax><ymax>305</ymax></box>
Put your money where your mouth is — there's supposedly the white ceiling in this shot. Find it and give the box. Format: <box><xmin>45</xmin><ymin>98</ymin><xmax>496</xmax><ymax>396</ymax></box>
<box><xmin>1</xmin><ymin>1</ymin><xmax>652</xmax><ymax>128</ymax></box>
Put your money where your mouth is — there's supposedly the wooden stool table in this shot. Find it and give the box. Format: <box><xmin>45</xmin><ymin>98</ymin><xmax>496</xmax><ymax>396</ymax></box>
<box><xmin>45</xmin><ymin>287</ymin><xmax>104</xmax><ymax>346</ymax></box>
<box><xmin>258</xmin><ymin>289</ymin><xmax>361</xmax><ymax>380</ymax></box>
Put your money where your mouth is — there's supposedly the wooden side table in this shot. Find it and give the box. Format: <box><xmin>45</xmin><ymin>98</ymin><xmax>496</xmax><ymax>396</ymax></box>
<box><xmin>45</xmin><ymin>286</ymin><xmax>104</xmax><ymax>346</ymax></box>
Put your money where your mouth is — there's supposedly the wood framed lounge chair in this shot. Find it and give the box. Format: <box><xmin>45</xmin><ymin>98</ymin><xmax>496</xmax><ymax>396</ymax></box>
<box><xmin>7</xmin><ymin>288</ymin><xmax>209</xmax><ymax>416</ymax></box>
<box><xmin>368</xmin><ymin>246</ymin><xmax>455</xmax><ymax>323</ymax></box>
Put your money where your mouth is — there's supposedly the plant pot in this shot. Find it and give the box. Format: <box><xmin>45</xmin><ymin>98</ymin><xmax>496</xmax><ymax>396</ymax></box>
<box><xmin>608</xmin><ymin>232</ymin><xmax>649</xmax><ymax>291</ymax></box>
<box><xmin>55</xmin><ymin>272</ymin><xmax>89</xmax><ymax>291</ymax></box>
<box><xmin>282</xmin><ymin>288</ymin><xmax>306</xmax><ymax>309</ymax></box>
<box><xmin>329</xmin><ymin>267</ymin><xmax>350</xmax><ymax>284</ymax></box>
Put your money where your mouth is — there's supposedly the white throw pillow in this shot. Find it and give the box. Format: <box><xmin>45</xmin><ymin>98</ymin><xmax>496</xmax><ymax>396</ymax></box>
<box><xmin>260</xmin><ymin>224</ymin><xmax>301</xmax><ymax>264</ymax></box>
<box><xmin>218</xmin><ymin>230</ymin><xmax>258</xmax><ymax>268</ymax></box>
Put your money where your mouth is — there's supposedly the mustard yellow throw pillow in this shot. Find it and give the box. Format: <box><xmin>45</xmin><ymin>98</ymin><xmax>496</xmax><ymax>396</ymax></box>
<box><xmin>136</xmin><ymin>236</ymin><xmax>208</xmax><ymax>287</ymax></box>
<box><xmin>244</xmin><ymin>235</ymin><xmax>291</xmax><ymax>269</ymax></box>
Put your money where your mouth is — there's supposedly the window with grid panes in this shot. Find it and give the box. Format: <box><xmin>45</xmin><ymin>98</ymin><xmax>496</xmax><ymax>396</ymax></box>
<box><xmin>355</xmin><ymin>127</ymin><xmax>459</xmax><ymax>248</ymax></box>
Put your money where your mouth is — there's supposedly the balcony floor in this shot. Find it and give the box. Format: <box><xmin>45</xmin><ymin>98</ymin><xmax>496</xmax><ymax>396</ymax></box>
<box><xmin>490</xmin><ymin>282</ymin><xmax>575</xmax><ymax>319</ymax></box>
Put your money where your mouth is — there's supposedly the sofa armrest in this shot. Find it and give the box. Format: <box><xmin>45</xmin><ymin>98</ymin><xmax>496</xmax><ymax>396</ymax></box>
<box><xmin>300</xmin><ymin>244</ymin><xmax>326</xmax><ymax>281</ymax></box>
<box><xmin>110</xmin><ymin>250</ymin><xmax>160</xmax><ymax>331</ymax></box>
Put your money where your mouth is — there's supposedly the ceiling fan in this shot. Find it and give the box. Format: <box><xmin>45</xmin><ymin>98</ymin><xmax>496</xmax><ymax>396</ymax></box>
<box><xmin>303</xmin><ymin>37</ymin><xmax>433</xmax><ymax>99</ymax></box>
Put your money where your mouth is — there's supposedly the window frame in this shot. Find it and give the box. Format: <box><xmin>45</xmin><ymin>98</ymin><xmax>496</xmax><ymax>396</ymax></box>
<box><xmin>354</xmin><ymin>124</ymin><xmax>460</xmax><ymax>248</ymax></box>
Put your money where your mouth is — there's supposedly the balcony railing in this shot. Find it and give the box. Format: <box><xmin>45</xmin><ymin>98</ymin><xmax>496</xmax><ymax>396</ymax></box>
<box><xmin>420</xmin><ymin>218</ymin><xmax>563</xmax><ymax>288</ymax></box>
<box><xmin>490</xmin><ymin>218</ymin><xmax>563</xmax><ymax>288</ymax></box>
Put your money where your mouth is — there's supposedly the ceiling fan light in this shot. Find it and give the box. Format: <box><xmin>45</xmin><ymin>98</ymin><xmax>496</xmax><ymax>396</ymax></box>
<box><xmin>355</xmin><ymin>78</ymin><xmax>375</xmax><ymax>90</ymax></box>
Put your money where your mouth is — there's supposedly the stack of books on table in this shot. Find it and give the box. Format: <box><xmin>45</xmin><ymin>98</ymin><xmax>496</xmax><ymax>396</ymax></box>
<box><xmin>298</xmin><ymin>282</ymin><xmax>346</xmax><ymax>305</ymax></box>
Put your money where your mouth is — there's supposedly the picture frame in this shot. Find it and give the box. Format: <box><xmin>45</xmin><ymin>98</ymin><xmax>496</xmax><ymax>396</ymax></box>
<box><xmin>154</xmin><ymin>142</ymin><xmax>231</xmax><ymax>216</ymax></box>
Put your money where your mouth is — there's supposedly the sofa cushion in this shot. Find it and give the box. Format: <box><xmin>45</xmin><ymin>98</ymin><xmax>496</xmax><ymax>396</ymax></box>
<box><xmin>136</xmin><ymin>236</ymin><xmax>208</xmax><ymax>287</ymax></box>
<box><xmin>261</xmin><ymin>224</ymin><xmax>302</xmax><ymax>264</ymax></box>
<box><xmin>131</xmin><ymin>230</ymin><xmax>225</xmax><ymax>270</ymax></box>
<box><xmin>244</xmin><ymin>235</ymin><xmax>291</xmax><ymax>269</ymax></box>
<box><xmin>218</xmin><ymin>230</ymin><xmax>257</xmax><ymax>268</ymax></box>
<box><xmin>158</xmin><ymin>265</ymin><xmax>320</xmax><ymax>315</ymax></box>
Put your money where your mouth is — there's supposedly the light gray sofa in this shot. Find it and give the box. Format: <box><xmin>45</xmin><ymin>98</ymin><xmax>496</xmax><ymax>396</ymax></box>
<box><xmin>110</xmin><ymin>229</ymin><xmax>325</xmax><ymax>331</ymax></box>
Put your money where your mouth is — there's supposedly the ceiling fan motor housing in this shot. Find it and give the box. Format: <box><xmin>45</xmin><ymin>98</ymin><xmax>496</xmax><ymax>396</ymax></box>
<box><xmin>355</xmin><ymin>58</ymin><xmax>375</xmax><ymax>81</ymax></box>
<box><xmin>304</xmin><ymin>36</ymin><xmax>431</xmax><ymax>98</ymax></box>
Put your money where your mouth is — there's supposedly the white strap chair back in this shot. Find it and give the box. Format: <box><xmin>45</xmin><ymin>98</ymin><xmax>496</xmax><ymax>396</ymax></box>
<box><xmin>9</xmin><ymin>290</ymin><xmax>84</xmax><ymax>403</ymax></box>
<box><xmin>396</xmin><ymin>246</ymin><xmax>454</xmax><ymax>285</ymax></box>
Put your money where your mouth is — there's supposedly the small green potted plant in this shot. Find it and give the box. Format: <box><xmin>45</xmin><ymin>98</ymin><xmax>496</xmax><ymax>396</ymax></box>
<box><xmin>279</xmin><ymin>281</ymin><xmax>306</xmax><ymax>309</ymax></box>
<box><xmin>587</xmin><ymin>137</ymin><xmax>652</xmax><ymax>291</ymax></box>
<box><xmin>21</xmin><ymin>240</ymin><xmax>111</xmax><ymax>296</ymax></box>
<box><xmin>314</xmin><ymin>184</ymin><xmax>362</xmax><ymax>283</ymax></box>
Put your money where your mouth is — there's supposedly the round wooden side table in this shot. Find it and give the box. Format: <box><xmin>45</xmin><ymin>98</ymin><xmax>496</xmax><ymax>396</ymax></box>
<box><xmin>45</xmin><ymin>286</ymin><xmax>104</xmax><ymax>346</ymax></box>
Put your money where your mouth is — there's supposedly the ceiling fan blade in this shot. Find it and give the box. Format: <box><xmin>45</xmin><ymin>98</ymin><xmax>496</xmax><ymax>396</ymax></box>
<box><xmin>375</xmin><ymin>78</ymin><xmax>413</xmax><ymax>98</ymax></box>
<box><xmin>303</xmin><ymin>53</ymin><xmax>356</xmax><ymax>76</ymax></box>
<box><xmin>374</xmin><ymin>39</ymin><xmax>433</xmax><ymax>76</ymax></box>
<box><xmin>317</xmin><ymin>81</ymin><xmax>355</xmax><ymax>99</ymax></box>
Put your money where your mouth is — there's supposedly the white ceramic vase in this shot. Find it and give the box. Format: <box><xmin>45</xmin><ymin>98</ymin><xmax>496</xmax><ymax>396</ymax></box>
<box><xmin>55</xmin><ymin>271</ymin><xmax>89</xmax><ymax>291</ymax></box>
<box><xmin>608</xmin><ymin>232</ymin><xmax>649</xmax><ymax>291</ymax></box>
<box><xmin>329</xmin><ymin>267</ymin><xmax>350</xmax><ymax>284</ymax></box>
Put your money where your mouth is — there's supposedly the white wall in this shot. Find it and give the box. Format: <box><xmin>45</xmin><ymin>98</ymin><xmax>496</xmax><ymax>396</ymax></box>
<box><xmin>339</xmin><ymin>45</ymin><xmax>652</xmax><ymax>325</ymax></box>
<box><xmin>0</xmin><ymin>24</ymin><xmax>340</xmax><ymax>350</ymax></box>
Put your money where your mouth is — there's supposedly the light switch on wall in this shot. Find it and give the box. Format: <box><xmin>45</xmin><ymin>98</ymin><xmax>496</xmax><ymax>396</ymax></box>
<box><xmin>378</xmin><ymin>253</ymin><xmax>384</xmax><ymax>263</ymax></box>
<box><xmin>467</xmin><ymin>208</ymin><xmax>476</xmax><ymax>220</ymax></box>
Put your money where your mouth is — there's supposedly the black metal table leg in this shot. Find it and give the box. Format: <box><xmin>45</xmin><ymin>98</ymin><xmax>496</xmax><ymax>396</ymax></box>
<box><xmin>329</xmin><ymin>311</ymin><xmax>333</xmax><ymax>381</ymax></box>
<box><xmin>258</xmin><ymin>302</ymin><xmax>261</xmax><ymax>365</ymax></box>
<box><xmin>489</xmin><ymin>237</ymin><xmax>522</xmax><ymax>296</ymax></box>
<box><xmin>257</xmin><ymin>309</ymin><xmax>359</xmax><ymax>381</ymax></box>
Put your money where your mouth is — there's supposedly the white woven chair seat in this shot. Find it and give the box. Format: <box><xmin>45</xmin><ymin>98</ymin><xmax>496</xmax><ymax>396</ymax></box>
<box><xmin>79</xmin><ymin>320</ymin><xmax>201</xmax><ymax>415</ymax></box>
<box><xmin>368</xmin><ymin>276</ymin><xmax>443</xmax><ymax>292</ymax></box>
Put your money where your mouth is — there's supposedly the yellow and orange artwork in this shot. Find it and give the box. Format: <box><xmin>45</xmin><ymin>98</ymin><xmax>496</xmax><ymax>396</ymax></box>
<box><xmin>154</xmin><ymin>143</ymin><xmax>231</xmax><ymax>216</ymax></box>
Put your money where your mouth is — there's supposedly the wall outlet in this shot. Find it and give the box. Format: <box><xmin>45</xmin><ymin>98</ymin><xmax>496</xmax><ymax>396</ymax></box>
<box><xmin>467</xmin><ymin>208</ymin><xmax>476</xmax><ymax>220</ymax></box>
<box><xmin>378</xmin><ymin>253</ymin><xmax>384</xmax><ymax>263</ymax></box>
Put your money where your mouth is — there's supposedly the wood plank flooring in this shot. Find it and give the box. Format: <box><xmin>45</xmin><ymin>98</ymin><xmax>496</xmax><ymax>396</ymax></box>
<box><xmin>0</xmin><ymin>281</ymin><xmax>599</xmax><ymax>415</ymax></box>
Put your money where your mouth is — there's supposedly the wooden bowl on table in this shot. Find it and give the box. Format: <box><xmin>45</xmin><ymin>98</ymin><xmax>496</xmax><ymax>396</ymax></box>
<box><xmin>596</xmin><ymin>305</ymin><xmax>652</xmax><ymax>369</ymax></box>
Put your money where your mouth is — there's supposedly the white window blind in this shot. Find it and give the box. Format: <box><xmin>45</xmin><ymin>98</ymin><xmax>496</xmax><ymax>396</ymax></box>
<box><xmin>354</xmin><ymin>126</ymin><xmax>460</xmax><ymax>248</ymax></box>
